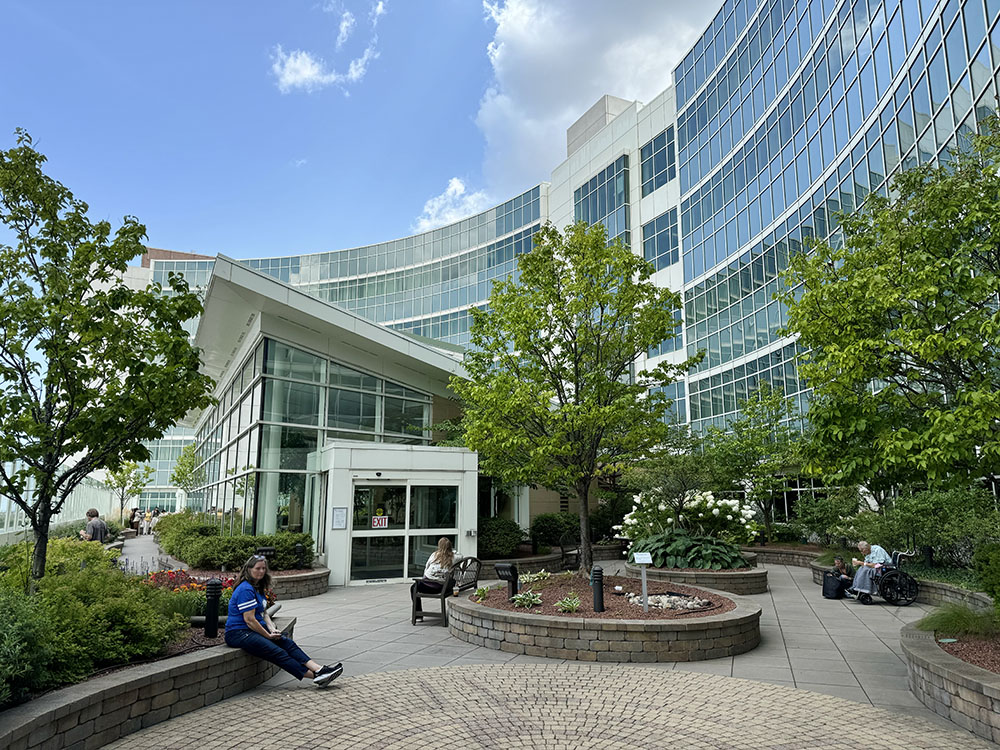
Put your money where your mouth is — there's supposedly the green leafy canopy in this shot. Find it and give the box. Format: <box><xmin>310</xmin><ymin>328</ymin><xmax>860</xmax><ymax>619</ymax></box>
<box><xmin>780</xmin><ymin>123</ymin><xmax>1000</xmax><ymax>486</ymax></box>
<box><xmin>0</xmin><ymin>130</ymin><xmax>215</xmax><ymax>578</ymax></box>
<box><xmin>450</xmin><ymin>221</ymin><xmax>699</xmax><ymax>570</ymax></box>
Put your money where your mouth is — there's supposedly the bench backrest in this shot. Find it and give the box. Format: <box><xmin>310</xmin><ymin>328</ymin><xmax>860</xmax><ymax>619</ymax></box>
<box><xmin>448</xmin><ymin>557</ymin><xmax>482</xmax><ymax>592</ymax></box>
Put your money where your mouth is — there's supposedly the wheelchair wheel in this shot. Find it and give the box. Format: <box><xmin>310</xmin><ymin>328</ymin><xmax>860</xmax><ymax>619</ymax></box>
<box><xmin>879</xmin><ymin>570</ymin><xmax>919</xmax><ymax>606</ymax></box>
<box><xmin>857</xmin><ymin>592</ymin><xmax>873</xmax><ymax>605</ymax></box>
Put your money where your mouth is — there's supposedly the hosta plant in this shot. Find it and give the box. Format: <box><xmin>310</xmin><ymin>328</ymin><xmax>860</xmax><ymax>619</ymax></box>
<box><xmin>555</xmin><ymin>592</ymin><xmax>581</xmax><ymax>613</ymax></box>
<box><xmin>628</xmin><ymin>529</ymin><xmax>749</xmax><ymax>570</ymax></box>
<box><xmin>519</xmin><ymin>569</ymin><xmax>551</xmax><ymax>585</ymax></box>
<box><xmin>511</xmin><ymin>589</ymin><xmax>543</xmax><ymax>608</ymax></box>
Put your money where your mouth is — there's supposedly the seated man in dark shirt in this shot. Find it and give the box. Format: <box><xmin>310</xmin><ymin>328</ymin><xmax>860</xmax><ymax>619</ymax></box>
<box><xmin>79</xmin><ymin>508</ymin><xmax>108</xmax><ymax>543</ymax></box>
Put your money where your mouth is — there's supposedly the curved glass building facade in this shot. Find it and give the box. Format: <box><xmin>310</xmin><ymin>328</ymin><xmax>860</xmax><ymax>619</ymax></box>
<box><xmin>138</xmin><ymin>0</ymin><xmax>1000</xmax><ymax>518</ymax></box>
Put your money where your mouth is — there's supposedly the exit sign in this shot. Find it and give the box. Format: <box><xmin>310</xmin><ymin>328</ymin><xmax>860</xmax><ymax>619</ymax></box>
<box><xmin>372</xmin><ymin>516</ymin><xmax>389</xmax><ymax>529</ymax></box>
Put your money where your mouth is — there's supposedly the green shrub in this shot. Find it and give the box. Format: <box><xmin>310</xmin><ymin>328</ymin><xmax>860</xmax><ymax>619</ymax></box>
<box><xmin>0</xmin><ymin>589</ymin><xmax>56</xmax><ymax>708</ymax></box>
<box><xmin>769</xmin><ymin>521</ymin><xmax>804</xmax><ymax>543</ymax></box>
<box><xmin>916</xmin><ymin>603</ymin><xmax>1000</xmax><ymax>637</ymax></box>
<box><xmin>841</xmin><ymin>487</ymin><xmax>1000</xmax><ymax>566</ymax></box>
<box><xmin>155</xmin><ymin>510</ymin><xmax>220</xmax><ymax>560</ymax></box>
<box><xmin>628</xmin><ymin>529</ymin><xmax>749</xmax><ymax>570</ymax></box>
<box><xmin>48</xmin><ymin>517</ymin><xmax>124</xmax><ymax>543</ymax></box>
<box><xmin>530</xmin><ymin>512</ymin><xmax>578</xmax><ymax>547</ymax></box>
<box><xmin>174</xmin><ymin>532</ymin><xmax>313</xmax><ymax>571</ymax></box>
<box><xmin>478</xmin><ymin>517</ymin><xmax>524</xmax><ymax>558</ymax></box>
<box><xmin>0</xmin><ymin>538</ymin><xmax>119</xmax><ymax>592</ymax></box>
<box><xmin>972</xmin><ymin>543</ymin><xmax>1000</xmax><ymax>602</ymax></box>
<box><xmin>794</xmin><ymin>488</ymin><xmax>861</xmax><ymax>545</ymax></box>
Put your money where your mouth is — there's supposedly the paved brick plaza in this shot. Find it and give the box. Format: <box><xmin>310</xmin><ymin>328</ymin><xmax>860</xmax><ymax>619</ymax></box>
<box><xmin>109</xmin><ymin>663</ymin><xmax>990</xmax><ymax>749</ymax></box>
<box><xmin>102</xmin><ymin>556</ymin><xmax>992</xmax><ymax>748</ymax></box>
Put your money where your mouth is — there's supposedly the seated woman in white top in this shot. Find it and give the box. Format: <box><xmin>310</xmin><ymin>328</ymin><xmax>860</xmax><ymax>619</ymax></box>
<box><xmin>413</xmin><ymin>537</ymin><xmax>455</xmax><ymax>595</ymax></box>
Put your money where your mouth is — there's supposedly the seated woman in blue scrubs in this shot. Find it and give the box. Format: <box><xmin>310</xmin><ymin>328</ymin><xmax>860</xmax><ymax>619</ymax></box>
<box><xmin>225</xmin><ymin>554</ymin><xmax>342</xmax><ymax>687</ymax></box>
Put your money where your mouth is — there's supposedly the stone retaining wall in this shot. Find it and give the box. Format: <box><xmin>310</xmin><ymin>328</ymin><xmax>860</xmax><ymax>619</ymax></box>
<box><xmin>741</xmin><ymin>546</ymin><xmax>819</xmax><ymax>568</ymax></box>
<box><xmin>625</xmin><ymin>563</ymin><xmax>768</xmax><ymax>595</ymax></box>
<box><xmin>0</xmin><ymin>618</ymin><xmax>295</xmax><ymax>750</ymax></box>
<box><xmin>901</xmin><ymin>622</ymin><xmax>1000</xmax><ymax>745</ymax></box>
<box><xmin>447</xmin><ymin>590</ymin><xmax>761</xmax><ymax>662</ymax></box>
<box><xmin>270</xmin><ymin>568</ymin><xmax>330</xmax><ymax>600</ymax></box>
<box><xmin>806</xmin><ymin>559</ymin><xmax>994</xmax><ymax>610</ymax></box>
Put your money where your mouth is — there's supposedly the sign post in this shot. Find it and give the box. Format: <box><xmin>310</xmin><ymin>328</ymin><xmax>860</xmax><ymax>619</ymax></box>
<box><xmin>633</xmin><ymin>552</ymin><xmax>652</xmax><ymax>612</ymax></box>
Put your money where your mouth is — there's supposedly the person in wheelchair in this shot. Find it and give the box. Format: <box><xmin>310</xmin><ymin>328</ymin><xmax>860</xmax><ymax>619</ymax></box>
<box><xmin>849</xmin><ymin>540</ymin><xmax>892</xmax><ymax>598</ymax></box>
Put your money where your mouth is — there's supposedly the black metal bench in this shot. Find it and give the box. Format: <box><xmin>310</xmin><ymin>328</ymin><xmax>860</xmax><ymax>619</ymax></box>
<box><xmin>560</xmin><ymin>531</ymin><xmax>580</xmax><ymax>570</ymax></box>
<box><xmin>411</xmin><ymin>556</ymin><xmax>482</xmax><ymax>626</ymax></box>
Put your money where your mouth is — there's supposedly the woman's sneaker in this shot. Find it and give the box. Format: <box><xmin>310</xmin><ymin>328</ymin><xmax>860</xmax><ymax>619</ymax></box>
<box><xmin>313</xmin><ymin>663</ymin><xmax>343</xmax><ymax>687</ymax></box>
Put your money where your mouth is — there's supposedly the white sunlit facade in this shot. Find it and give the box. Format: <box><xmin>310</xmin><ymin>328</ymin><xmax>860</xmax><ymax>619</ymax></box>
<box><xmin>134</xmin><ymin>0</ymin><xmax>999</xmax><ymax>557</ymax></box>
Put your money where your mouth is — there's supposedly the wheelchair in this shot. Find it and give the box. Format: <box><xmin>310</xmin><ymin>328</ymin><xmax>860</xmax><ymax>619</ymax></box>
<box><xmin>855</xmin><ymin>550</ymin><xmax>919</xmax><ymax>606</ymax></box>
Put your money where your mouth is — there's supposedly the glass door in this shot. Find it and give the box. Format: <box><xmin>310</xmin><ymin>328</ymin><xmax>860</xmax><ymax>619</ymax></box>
<box><xmin>351</xmin><ymin>484</ymin><xmax>406</xmax><ymax>581</ymax></box>
<box><xmin>349</xmin><ymin>482</ymin><xmax>461</xmax><ymax>582</ymax></box>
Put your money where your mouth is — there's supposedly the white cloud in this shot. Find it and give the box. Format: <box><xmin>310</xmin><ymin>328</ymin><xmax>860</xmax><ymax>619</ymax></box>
<box><xmin>475</xmin><ymin>0</ymin><xmax>716</xmax><ymax>198</ymax></box>
<box><xmin>336</xmin><ymin>11</ymin><xmax>356</xmax><ymax>49</ymax></box>
<box><xmin>271</xmin><ymin>2</ymin><xmax>386</xmax><ymax>94</ymax></box>
<box><xmin>412</xmin><ymin>178</ymin><xmax>493</xmax><ymax>232</ymax></box>
<box><xmin>292</xmin><ymin>158</ymin><xmax>308</xmax><ymax>168</ymax></box>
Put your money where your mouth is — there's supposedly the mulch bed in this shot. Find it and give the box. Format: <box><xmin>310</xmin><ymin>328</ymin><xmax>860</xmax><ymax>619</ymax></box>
<box><xmin>472</xmin><ymin>572</ymin><xmax>735</xmax><ymax>620</ymax></box>
<box><xmin>938</xmin><ymin>635</ymin><xmax>1000</xmax><ymax>674</ymax></box>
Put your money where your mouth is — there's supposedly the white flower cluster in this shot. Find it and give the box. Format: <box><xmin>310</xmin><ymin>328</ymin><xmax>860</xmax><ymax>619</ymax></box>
<box><xmin>693</xmin><ymin>492</ymin><xmax>756</xmax><ymax>529</ymax></box>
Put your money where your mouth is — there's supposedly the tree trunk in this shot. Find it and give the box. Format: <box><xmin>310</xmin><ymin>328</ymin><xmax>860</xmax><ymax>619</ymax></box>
<box><xmin>577</xmin><ymin>478</ymin><xmax>593</xmax><ymax>572</ymax></box>
<box><xmin>31</xmin><ymin>526</ymin><xmax>49</xmax><ymax>581</ymax></box>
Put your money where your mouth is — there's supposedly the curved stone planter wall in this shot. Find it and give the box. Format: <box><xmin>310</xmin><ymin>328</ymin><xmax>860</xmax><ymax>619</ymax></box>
<box><xmin>481</xmin><ymin>552</ymin><xmax>564</xmax><ymax>576</ymax></box>
<box><xmin>592</xmin><ymin>544</ymin><xmax>625</xmax><ymax>561</ymax></box>
<box><xmin>741</xmin><ymin>546</ymin><xmax>819</xmax><ymax>568</ymax></box>
<box><xmin>271</xmin><ymin>568</ymin><xmax>330</xmax><ymax>600</ymax></box>
<box><xmin>625</xmin><ymin>563</ymin><xmax>768</xmax><ymax>595</ymax></box>
<box><xmin>805</xmin><ymin>559</ymin><xmax>994</xmax><ymax>611</ymax></box>
<box><xmin>0</xmin><ymin>618</ymin><xmax>295</xmax><ymax>750</ymax></box>
<box><xmin>447</xmin><ymin>590</ymin><xmax>760</xmax><ymax>662</ymax></box>
<box><xmin>901</xmin><ymin>622</ymin><xmax>1000</xmax><ymax>744</ymax></box>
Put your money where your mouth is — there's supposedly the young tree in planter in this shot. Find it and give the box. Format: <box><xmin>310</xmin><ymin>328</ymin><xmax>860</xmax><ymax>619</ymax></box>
<box><xmin>451</xmin><ymin>221</ymin><xmax>698</xmax><ymax>571</ymax></box>
<box><xmin>106</xmin><ymin>461</ymin><xmax>155</xmax><ymax>523</ymax></box>
<box><xmin>170</xmin><ymin>442</ymin><xmax>206</xmax><ymax>505</ymax></box>
<box><xmin>0</xmin><ymin>131</ymin><xmax>215</xmax><ymax>580</ymax></box>
<box><xmin>705</xmin><ymin>383</ymin><xmax>802</xmax><ymax>541</ymax></box>
<box><xmin>779</xmin><ymin>124</ymin><xmax>1000</xmax><ymax>485</ymax></box>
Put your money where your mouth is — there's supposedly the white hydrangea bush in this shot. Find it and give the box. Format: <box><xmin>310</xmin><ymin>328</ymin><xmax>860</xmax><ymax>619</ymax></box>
<box><xmin>613</xmin><ymin>489</ymin><xmax>757</xmax><ymax>549</ymax></box>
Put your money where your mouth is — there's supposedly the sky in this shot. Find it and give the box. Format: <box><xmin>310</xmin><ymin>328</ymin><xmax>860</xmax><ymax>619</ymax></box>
<box><xmin>1</xmin><ymin>1</ymin><xmax>717</xmax><ymax>259</ymax></box>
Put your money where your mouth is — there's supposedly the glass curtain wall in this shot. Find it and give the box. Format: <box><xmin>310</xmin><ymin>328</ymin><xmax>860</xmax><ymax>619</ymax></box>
<box><xmin>193</xmin><ymin>337</ymin><xmax>434</xmax><ymax>539</ymax></box>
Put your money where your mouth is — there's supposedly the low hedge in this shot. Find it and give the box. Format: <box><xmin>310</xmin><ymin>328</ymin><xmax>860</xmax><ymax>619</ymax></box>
<box><xmin>478</xmin><ymin>517</ymin><xmax>524</xmax><ymax>559</ymax></box>
<box><xmin>48</xmin><ymin>517</ymin><xmax>124</xmax><ymax>544</ymax></box>
<box><xmin>175</xmin><ymin>533</ymin><xmax>314</xmax><ymax>572</ymax></box>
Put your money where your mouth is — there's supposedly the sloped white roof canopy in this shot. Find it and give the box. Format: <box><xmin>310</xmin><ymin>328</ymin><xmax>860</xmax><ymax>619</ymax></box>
<box><xmin>183</xmin><ymin>255</ymin><xmax>467</xmax><ymax>426</ymax></box>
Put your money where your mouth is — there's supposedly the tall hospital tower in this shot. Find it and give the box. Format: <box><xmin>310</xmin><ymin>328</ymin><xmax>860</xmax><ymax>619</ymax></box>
<box><xmin>133</xmin><ymin>0</ymin><xmax>998</xmax><ymax>542</ymax></box>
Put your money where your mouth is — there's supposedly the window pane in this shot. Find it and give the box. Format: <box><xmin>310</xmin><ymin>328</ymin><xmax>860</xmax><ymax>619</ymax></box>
<box><xmin>329</xmin><ymin>361</ymin><xmax>380</xmax><ymax>391</ymax></box>
<box><xmin>259</xmin><ymin>425</ymin><xmax>318</xmax><ymax>470</ymax></box>
<box><xmin>352</xmin><ymin>485</ymin><xmax>406</xmax><ymax>530</ymax></box>
<box><xmin>328</xmin><ymin>388</ymin><xmax>378</xmax><ymax>431</ymax></box>
<box><xmin>264</xmin><ymin>340</ymin><xmax>326</xmax><ymax>382</ymax></box>
<box><xmin>384</xmin><ymin>397</ymin><xmax>428</xmax><ymax>436</ymax></box>
<box><xmin>262</xmin><ymin>378</ymin><xmax>320</xmax><ymax>425</ymax></box>
<box><xmin>409</xmin><ymin>486</ymin><xmax>458</xmax><ymax>529</ymax></box>
<box><xmin>351</xmin><ymin>535</ymin><xmax>405</xmax><ymax>580</ymax></box>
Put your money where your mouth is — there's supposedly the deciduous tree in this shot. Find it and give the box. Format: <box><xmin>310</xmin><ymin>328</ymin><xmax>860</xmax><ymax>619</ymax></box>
<box><xmin>106</xmin><ymin>461</ymin><xmax>154</xmax><ymax>523</ymax></box>
<box><xmin>451</xmin><ymin>222</ymin><xmax>697</xmax><ymax>571</ymax></box>
<box><xmin>0</xmin><ymin>131</ymin><xmax>215</xmax><ymax>579</ymax></box>
<box><xmin>780</xmin><ymin>125</ymin><xmax>1000</xmax><ymax>486</ymax></box>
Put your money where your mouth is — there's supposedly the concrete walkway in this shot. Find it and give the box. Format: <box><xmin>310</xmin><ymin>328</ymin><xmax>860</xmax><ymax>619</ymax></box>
<box><xmin>105</xmin><ymin>557</ymin><xmax>993</xmax><ymax>748</ymax></box>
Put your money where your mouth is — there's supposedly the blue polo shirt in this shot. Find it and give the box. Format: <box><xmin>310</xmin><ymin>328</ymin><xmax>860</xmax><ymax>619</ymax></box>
<box><xmin>226</xmin><ymin>581</ymin><xmax>267</xmax><ymax>631</ymax></box>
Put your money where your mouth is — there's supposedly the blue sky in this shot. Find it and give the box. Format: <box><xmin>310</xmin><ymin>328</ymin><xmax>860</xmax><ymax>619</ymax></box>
<box><xmin>1</xmin><ymin>1</ymin><xmax>713</xmax><ymax>259</ymax></box>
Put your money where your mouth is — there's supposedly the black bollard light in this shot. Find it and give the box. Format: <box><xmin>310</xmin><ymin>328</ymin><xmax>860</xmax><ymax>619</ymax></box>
<box><xmin>592</xmin><ymin>565</ymin><xmax>605</xmax><ymax>613</ymax></box>
<box><xmin>495</xmin><ymin>562</ymin><xmax>519</xmax><ymax>599</ymax></box>
<box><xmin>205</xmin><ymin>577</ymin><xmax>222</xmax><ymax>638</ymax></box>
<box><xmin>294</xmin><ymin>542</ymin><xmax>305</xmax><ymax>568</ymax></box>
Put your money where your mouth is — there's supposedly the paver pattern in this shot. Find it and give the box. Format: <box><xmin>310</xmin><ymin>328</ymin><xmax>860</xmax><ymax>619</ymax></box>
<box><xmin>107</xmin><ymin>663</ymin><xmax>991</xmax><ymax>749</ymax></box>
<box><xmin>100</xmin><ymin>540</ymin><xmax>992</xmax><ymax>747</ymax></box>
